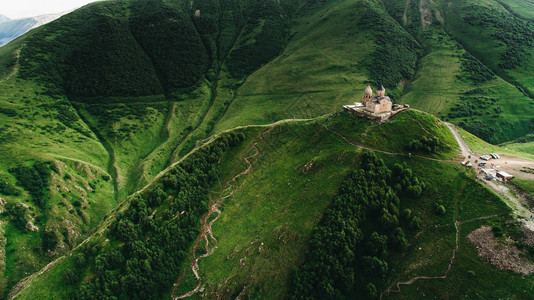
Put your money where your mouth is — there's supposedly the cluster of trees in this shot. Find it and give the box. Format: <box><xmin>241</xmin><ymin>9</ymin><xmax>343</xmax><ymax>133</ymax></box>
<box><xmin>448</xmin><ymin>96</ymin><xmax>498</xmax><ymax>119</ymax></box>
<box><xmin>38</xmin><ymin>100</ymin><xmax>92</xmax><ymax>137</ymax></box>
<box><xmin>406</xmin><ymin>136</ymin><xmax>442</xmax><ymax>154</ymax></box>
<box><xmin>82</xmin><ymin>102</ymin><xmax>167</xmax><ymax>140</ymax></box>
<box><xmin>358</xmin><ymin>1</ymin><xmax>420</xmax><ymax>88</ymax></box>
<box><xmin>5</xmin><ymin>202</ymin><xmax>31</xmax><ymax>230</ymax></box>
<box><xmin>463</xmin><ymin>5</ymin><xmax>534</xmax><ymax>69</ymax></box>
<box><xmin>9</xmin><ymin>161</ymin><xmax>55</xmax><ymax>207</ymax></box>
<box><xmin>458</xmin><ymin>120</ymin><xmax>497</xmax><ymax>143</ymax></box>
<box><xmin>74</xmin><ymin>131</ymin><xmax>245</xmax><ymax>299</ymax></box>
<box><xmin>456</xmin><ymin>53</ymin><xmax>495</xmax><ymax>84</ymax></box>
<box><xmin>0</xmin><ymin>107</ymin><xmax>17</xmax><ymax>117</ymax></box>
<box><xmin>19</xmin><ymin>0</ymin><xmax>212</xmax><ymax>99</ymax></box>
<box><xmin>227</xmin><ymin>0</ymin><xmax>292</xmax><ymax>78</ymax></box>
<box><xmin>65</xmin><ymin>14</ymin><xmax>165</xmax><ymax>98</ymax></box>
<box><xmin>129</xmin><ymin>1</ymin><xmax>209</xmax><ymax>93</ymax></box>
<box><xmin>290</xmin><ymin>151</ymin><xmax>423</xmax><ymax>299</ymax></box>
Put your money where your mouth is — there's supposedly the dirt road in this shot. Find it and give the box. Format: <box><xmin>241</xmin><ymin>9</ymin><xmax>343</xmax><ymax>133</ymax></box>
<box><xmin>445</xmin><ymin>124</ymin><xmax>534</xmax><ymax>229</ymax></box>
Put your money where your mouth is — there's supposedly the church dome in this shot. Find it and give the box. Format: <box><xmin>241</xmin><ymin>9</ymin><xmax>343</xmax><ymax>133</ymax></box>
<box><xmin>376</xmin><ymin>85</ymin><xmax>385</xmax><ymax>97</ymax></box>
<box><xmin>365</xmin><ymin>85</ymin><xmax>373</xmax><ymax>96</ymax></box>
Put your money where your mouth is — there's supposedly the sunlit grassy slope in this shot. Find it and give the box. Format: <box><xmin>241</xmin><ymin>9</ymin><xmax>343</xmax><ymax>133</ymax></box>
<box><xmin>15</xmin><ymin>111</ymin><xmax>533</xmax><ymax>299</ymax></box>
<box><xmin>215</xmin><ymin>0</ymin><xmax>420</xmax><ymax>132</ymax></box>
<box><xmin>498</xmin><ymin>0</ymin><xmax>534</xmax><ymax>21</ymax></box>
<box><xmin>442</xmin><ymin>0</ymin><xmax>534</xmax><ymax>98</ymax></box>
<box><xmin>400</xmin><ymin>26</ymin><xmax>534</xmax><ymax>144</ymax></box>
<box><xmin>1</xmin><ymin>0</ymin><xmax>534</xmax><ymax>297</ymax></box>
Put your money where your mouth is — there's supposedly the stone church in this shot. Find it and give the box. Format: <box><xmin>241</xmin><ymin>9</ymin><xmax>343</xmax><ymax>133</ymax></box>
<box><xmin>361</xmin><ymin>85</ymin><xmax>392</xmax><ymax>113</ymax></box>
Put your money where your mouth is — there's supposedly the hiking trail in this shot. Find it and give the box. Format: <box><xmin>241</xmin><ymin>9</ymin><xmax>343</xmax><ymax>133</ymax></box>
<box><xmin>171</xmin><ymin>126</ymin><xmax>274</xmax><ymax>299</ymax></box>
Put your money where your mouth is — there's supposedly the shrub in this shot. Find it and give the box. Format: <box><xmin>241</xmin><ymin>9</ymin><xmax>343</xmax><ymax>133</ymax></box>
<box><xmin>436</xmin><ymin>204</ymin><xmax>446</xmax><ymax>215</ymax></box>
<box><xmin>492</xmin><ymin>226</ymin><xmax>503</xmax><ymax>237</ymax></box>
<box><xmin>9</xmin><ymin>161</ymin><xmax>53</xmax><ymax>207</ymax></box>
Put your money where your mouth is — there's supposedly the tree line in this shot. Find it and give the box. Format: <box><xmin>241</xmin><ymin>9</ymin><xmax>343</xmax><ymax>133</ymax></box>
<box><xmin>290</xmin><ymin>151</ymin><xmax>423</xmax><ymax>299</ymax></box>
<box><xmin>72</xmin><ymin>131</ymin><xmax>245</xmax><ymax>299</ymax></box>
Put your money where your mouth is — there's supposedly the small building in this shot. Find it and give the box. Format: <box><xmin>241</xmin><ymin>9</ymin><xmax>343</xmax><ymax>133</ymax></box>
<box><xmin>480</xmin><ymin>168</ymin><xmax>497</xmax><ymax>180</ymax></box>
<box><xmin>496</xmin><ymin>171</ymin><xmax>513</xmax><ymax>181</ymax></box>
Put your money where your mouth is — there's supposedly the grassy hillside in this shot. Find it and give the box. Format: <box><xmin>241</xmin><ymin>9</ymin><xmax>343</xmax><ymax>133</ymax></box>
<box><xmin>400</xmin><ymin>25</ymin><xmax>534</xmax><ymax>144</ymax></box>
<box><xmin>1</xmin><ymin>0</ymin><xmax>534</xmax><ymax>297</ymax></box>
<box><xmin>377</xmin><ymin>0</ymin><xmax>534</xmax><ymax>144</ymax></box>
<box><xmin>441</xmin><ymin>0</ymin><xmax>534</xmax><ymax>98</ymax></box>
<box><xmin>12</xmin><ymin>111</ymin><xmax>533</xmax><ymax>299</ymax></box>
<box><xmin>0</xmin><ymin>0</ymin><xmax>300</xmax><ymax>293</ymax></box>
<box><xmin>214</xmin><ymin>0</ymin><xmax>420</xmax><ymax>132</ymax></box>
<box><xmin>498</xmin><ymin>0</ymin><xmax>534</xmax><ymax>21</ymax></box>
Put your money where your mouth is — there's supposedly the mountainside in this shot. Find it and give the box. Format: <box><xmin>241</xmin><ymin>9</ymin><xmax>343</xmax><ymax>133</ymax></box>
<box><xmin>0</xmin><ymin>12</ymin><xmax>67</xmax><ymax>47</ymax></box>
<box><xmin>0</xmin><ymin>15</ymin><xmax>9</xmax><ymax>24</ymax></box>
<box><xmin>0</xmin><ymin>0</ymin><xmax>533</xmax><ymax>298</ymax></box>
<box><xmin>12</xmin><ymin>111</ymin><xmax>534</xmax><ymax>299</ymax></box>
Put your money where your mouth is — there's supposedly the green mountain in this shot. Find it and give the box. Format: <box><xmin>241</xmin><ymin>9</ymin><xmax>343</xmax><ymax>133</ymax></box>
<box><xmin>0</xmin><ymin>0</ymin><xmax>533</xmax><ymax>298</ymax></box>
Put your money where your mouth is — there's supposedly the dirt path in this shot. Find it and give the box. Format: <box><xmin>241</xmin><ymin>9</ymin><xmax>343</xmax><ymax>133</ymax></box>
<box><xmin>381</xmin><ymin>220</ymin><xmax>460</xmax><ymax>299</ymax></box>
<box><xmin>445</xmin><ymin>122</ymin><xmax>473</xmax><ymax>160</ymax></box>
<box><xmin>402</xmin><ymin>0</ymin><xmax>410</xmax><ymax>26</ymax></box>
<box><xmin>446</xmin><ymin>123</ymin><xmax>534</xmax><ymax>228</ymax></box>
<box><xmin>322</xmin><ymin>123</ymin><xmax>452</xmax><ymax>163</ymax></box>
<box><xmin>171</xmin><ymin>126</ymin><xmax>274</xmax><ymax>299</ymax></box>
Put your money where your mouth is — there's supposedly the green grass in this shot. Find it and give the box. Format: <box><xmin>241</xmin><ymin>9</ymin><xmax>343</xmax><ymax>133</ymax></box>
<box><xmin>498</xmin><ymin>0</ymin><xmax>534</xmax><ymax>21</ymax></box>
<box><xmin>512</xmin><ymin>178</ymin><xmax>534</xmax><ymax>198</ymax></box>
<box><xmin>1</xmin><ymin>0</ymin><xmax>534</xmax><ymax>297</ymax></box>
<box><xmin>442</xmin><ymin>0</ymin><xmax>534</xmax><ymax>98</ymax></box>
<box><xmin>400</xmin><ymin>25</ymin><xmax>534</xmax><ymax>144</ymax></box>
<box><xmin>385</xmin><ymin>217</ymin><xmax>533</xmax><ymax>299</ymax></box>
<box><xmin>458</xmin><ymin>127</ymin><xmax>534</xmax><ymax>160</ymax></box>
<box><xmin>503</xmin><ymin>141</ymin><xmax>534</xmax><ymax>155</ymax></box>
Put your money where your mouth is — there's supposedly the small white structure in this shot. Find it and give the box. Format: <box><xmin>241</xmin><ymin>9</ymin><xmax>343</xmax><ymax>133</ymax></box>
<box><xmin>480</xmin><ymin>168</ymin><xmax>497</xmax><ymax>180</ymax></box>
<box><xmin>496</xmin><ymin>171</ymin><xmax>513</xmax><ymax>181</ymax></box>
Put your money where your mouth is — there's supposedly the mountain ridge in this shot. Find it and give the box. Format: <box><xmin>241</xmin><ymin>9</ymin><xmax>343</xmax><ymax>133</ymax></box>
<box><xmin>0</xmin><ymin>0</ymin><xmax>533</xmax><ymax>298</ymax></box>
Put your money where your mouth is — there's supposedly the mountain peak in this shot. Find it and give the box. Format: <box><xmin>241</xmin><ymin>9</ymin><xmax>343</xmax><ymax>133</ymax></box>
<box><xmin>0</xmin><ymin>14</ymin><xmax>10</xmax><ymax>24</ymax></box>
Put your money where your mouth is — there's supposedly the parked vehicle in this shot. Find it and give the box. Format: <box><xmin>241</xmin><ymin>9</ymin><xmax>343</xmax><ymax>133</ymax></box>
<box><xmin>490</xmin><ymin>153</ymin><xmax>500</xmax><ymax>159</ymax></box>
<box><xmin>479</xmin><ymin>162</ymin><xmax>486</xmax><ymax>166</ymax></box>
<box><xmin>480</xmin><ymin>155</ymin><xmax>491</xmax><ymax>161</ymax></box>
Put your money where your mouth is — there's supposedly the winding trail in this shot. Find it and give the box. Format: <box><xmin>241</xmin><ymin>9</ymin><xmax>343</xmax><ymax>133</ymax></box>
<box><xmin>382</xmin><ymin>220</ymin><xmax>460</xmax><ymax>298</ymax></box>
<box><xmin>171</xmin><ymin>126</ymin><xmax>274</xmax><ymax>299</ymax></box>
<box><xmin>322</xmin><ymin>123</ymin><xmax>452</xmax><ymax>163</ymax></box>
<box><xmin>379</xmin><ymin>123</ymin><xmax>531</xmax><ymax>299</ymax></box>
